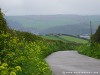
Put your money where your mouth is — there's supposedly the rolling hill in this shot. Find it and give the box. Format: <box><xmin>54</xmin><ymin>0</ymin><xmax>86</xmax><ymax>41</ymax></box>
<box><xmin>5</xmin><ymin>15</ymin><xmax>100</xmax><ymax>35</ymax></box>
<box><xmin>41</xmin><ymin>35</ymin><xmax>88</xmax><ymax>43</ymax></box>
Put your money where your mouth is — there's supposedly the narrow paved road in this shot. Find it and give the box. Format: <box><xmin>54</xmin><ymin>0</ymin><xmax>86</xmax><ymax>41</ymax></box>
<box><xmin>45</xmin><ymin>51</ymin><xmax>100</xmax><ymax>75</ymax></box>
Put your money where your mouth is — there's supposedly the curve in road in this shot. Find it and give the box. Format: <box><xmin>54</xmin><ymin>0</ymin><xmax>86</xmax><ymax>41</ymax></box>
<box><xmin>46</xmin><ymin>51</ymin><xmax>100</xmax><ymax>75</ymax></box>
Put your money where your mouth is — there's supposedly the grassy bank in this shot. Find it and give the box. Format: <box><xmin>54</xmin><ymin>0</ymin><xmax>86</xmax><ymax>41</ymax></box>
<box><xmin>0</xmin><ymin>31</ymin><xmax>78</xmax><ymax>75</ymax></box>
<box><xmin>77</xmin><ymin>43</ymin><xmax>100</xmax><ymax>59</ymax></box>
<box><xmin>41</xmin><ymin>35</ymin><xmax>88</xmax><ymax>44</ymax></box>
<box><xmin>0</xmin><ymin>10</ymin><xmax>79</xmax><ymax>75</ymax></box>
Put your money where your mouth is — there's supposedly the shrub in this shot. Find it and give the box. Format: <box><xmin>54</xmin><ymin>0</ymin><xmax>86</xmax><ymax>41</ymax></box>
<box><xmin>77</xmin><ymin>43</ymin><xmax>100</xmax><ymax>59</ymax></box>
<box><xmin>91</xmin><ymin>25</ymin><xmax>100</xmax><ymax>43</ymax></box>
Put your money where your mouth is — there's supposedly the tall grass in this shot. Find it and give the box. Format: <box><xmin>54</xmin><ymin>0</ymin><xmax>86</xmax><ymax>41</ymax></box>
<box><xmin>0</xmin><ymin>31</ymin><xmax>78</xmax><ymax>75</ymax></box>
<box><xmin>77</xmin><ymin>43</ymin><xmax>100</xmax><ymax>59</ymax></box>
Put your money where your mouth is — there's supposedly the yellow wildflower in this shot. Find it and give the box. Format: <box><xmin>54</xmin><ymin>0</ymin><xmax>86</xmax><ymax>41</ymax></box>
<box><xmin>15</xmin><ymin>66</ymin><xmax>22</xmax><ymax>71</ymax></box>
<box><xmin>2</xmin><ymin>63</ymin><xmax>8</xmax><ymax>67</ymax></box>
<box><xmin>0</xmin><ymin>66</ymin><xmax>5</xmax><ymax>70</ymax></box>
<box><xmin>10</xmin><ymin>71</ymin><xmax>16</xmax><ymax>75</ymax></box>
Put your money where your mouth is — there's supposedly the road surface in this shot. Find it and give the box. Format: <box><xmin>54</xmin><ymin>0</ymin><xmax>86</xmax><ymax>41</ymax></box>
<box><xmin>45</xmin><ymin>51</ymin><xmax>100</xmax><ymax>75</ymax></box>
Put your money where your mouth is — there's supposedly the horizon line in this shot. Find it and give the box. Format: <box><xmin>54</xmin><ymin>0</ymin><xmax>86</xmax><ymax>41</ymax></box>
<box><xmin>5</xmin><ymin>14</ymin><xmax>100</xmax><ymax>16</ymax></box>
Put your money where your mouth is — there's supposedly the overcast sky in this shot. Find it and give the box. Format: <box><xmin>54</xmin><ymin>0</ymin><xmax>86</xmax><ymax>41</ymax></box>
<box><xmin>0</xmin><ymin>0</ymin><xmax>100</xmax><ymax>16</ymax></box>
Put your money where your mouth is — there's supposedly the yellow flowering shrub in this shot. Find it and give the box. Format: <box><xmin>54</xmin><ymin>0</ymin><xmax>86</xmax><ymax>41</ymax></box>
<box><xmin>0</xmin><ymin>10</ymin><xmax>76</xmax><ymax>75</ymax></box>
<box><xmin>10</xmin><ymin>71</ymin><xmax>16</xmax><ymax>75</ymax></box>
<box><xmin>0</xmin><ymin>31</ymin><xmax>75</xmax><ymax>75</ymax></box>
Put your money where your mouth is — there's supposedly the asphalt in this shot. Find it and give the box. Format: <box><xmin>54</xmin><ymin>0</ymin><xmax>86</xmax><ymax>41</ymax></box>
<box><xmin>45</xmin><ymin>51</ymin><xmax>100</xmax><ymax>75</ymax></box>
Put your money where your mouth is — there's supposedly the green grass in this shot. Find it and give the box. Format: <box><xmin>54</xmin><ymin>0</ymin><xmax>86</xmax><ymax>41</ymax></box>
<box><xmin>1</xmin><ymin>31</ymin><xmax>78</xmax><ymax>75</ymax></box>
<box><xmin>59</xmin><ymin>36</ymin><xmax>88</xmax><ymax>43</ymax></box>
<box><xmin>41</xmin><ymin>35</ymin><xmax>62</xmax><ymax>41</ymax></box>
<box><xmin>41</xmin><ymin>35</ymin><xmax>88</xmax><ymax>44</ymax></box>
<box><xmin>77</xmin><ymin>43</ymin><xmax>100</xmax><ymax>59</ymax></box>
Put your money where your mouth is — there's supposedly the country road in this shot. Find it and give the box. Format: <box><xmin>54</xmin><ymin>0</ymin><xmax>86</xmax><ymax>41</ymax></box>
<box><xmin>45</xmin><ymin>51</ymin><xmax>100</xmax><ymax>75</ymax></box>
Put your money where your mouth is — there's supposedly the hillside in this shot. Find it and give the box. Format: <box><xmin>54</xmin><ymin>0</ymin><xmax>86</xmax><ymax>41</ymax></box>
<box><xmin>41</xmin><ymin>35</ymin><xmax>88</xmax><ymax>43</ymax></box>
<box><xmin>5</xmin><ymin>15</ymin><xmax>100</xmax><ymax>35</ymax></box>
<box><xmin>41</xmin><ymin>24</ymin><xmax>95</xmax><ymax>35</ymax></box>
<box><xmin>1</xmin><ymin>11</ymin><xmax>78</xmax><ymax>75</ymax></box>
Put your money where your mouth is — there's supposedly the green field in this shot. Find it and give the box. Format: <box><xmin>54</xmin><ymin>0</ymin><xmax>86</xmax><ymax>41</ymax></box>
<box><xmin>59</xmin><ymin>36</ymin><xmax>88</xmax><ymax>43</ymax></box>
<box><xmin>41</xmin><ymin>35</ymin><xmax>62</xmax><ymax>40</ymax></box>
<box><xmin>41</xmin><ymin>35</ymin><xmax>88</xmax><ymax>43</ymax></box>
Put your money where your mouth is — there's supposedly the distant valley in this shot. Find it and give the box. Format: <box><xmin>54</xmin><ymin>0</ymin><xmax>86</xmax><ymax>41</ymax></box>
<box><xmin>5</xmin><ymin>15</ymin><xmax>100</xmax><ymax>36</ymax></box>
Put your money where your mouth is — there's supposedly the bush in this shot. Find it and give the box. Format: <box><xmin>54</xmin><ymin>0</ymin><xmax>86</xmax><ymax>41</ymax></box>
<box><xmin>91</xmin><ymin>25</ymin><xmax>100</xmax><ymax>43</ymax></box>
<box><xmin>0</xmin><ymin>8</ymin><xmax>77</xmax><ymax>75</ymax></box>
<box><xmin>0</xmin><ymin>31</ymin><xmax>77</xmax><ymax>75</ymax></box>
<box><xmin>0</xmin><ymin>8</ymin><xmax>9</xmax><ymax>33</ymax></box>
<box><xmin>77</xmin><ymin>43</ymin><xmax>100</xmax><ymax>59</ymax></box>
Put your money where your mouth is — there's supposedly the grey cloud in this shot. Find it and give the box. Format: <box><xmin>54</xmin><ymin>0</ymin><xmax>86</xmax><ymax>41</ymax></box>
<box><xmin>0</xmin><ymin>0</ymin><xmax>100</xmax><ymax>15</ymax></box>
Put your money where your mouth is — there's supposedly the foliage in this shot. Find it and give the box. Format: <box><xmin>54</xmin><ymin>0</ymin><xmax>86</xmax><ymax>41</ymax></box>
<box><xmin>15</xmin><ymin>31</ymin><xmax>43</xmax><ymax>42</ymax></box>
<box><xmin>77</xmin><ymin>43</ymin><xmax>100</xmax><ymax>59</ymax></box>
<box><xmin>0</xmin><ymin>33</ymin><xmax>22</xmax><ymax>75</ymax></box>
<box><xmin>92</xmin><ymin>25</ymin><xmax>100</xmax><ymax>43</ymax></box>
<box><xmin>0</xmin><ymin>31</ymin><xmax>77</xmax><ymax>75</ymax></box>
<box><xmin>0</xmin><ymin>8</ymin><xmax>9</xmax><ymax>33</ymax></box>
<box><xmin>77</xmin><ymin>25</ymin><xmax>100</xmax><ymax>59</ymax></box>
<box><xmin>0</xmin><ymin>8</ymin><xmax>78</xmax><ymax>75</ymax></box>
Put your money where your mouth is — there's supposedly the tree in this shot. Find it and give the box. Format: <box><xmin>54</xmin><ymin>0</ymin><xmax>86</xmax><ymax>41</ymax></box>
<box><xmin>0</xmin><ymin>8</ymin><xmax>9</xmax><ymax>61</ymax></box>
<box><xmin>0</xmin><ymin>8</ymin><xmax>9</xmax><ymax>33</ymax></box>
<box><xmin>92</xmin><ymin>25</ymin><xmax>100</xmax><ymax>43</ymax></box>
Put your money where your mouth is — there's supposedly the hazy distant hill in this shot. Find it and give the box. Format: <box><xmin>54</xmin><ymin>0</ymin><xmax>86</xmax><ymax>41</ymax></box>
<box><xmin>41</xmin><ymin>24</ymin><xmax>94</xmax><ymax>35</ymax></box>
<box><xmin>5</xmin><ymin>15</ymin><xmax>100</xmax><ymax>35</ymax></box>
